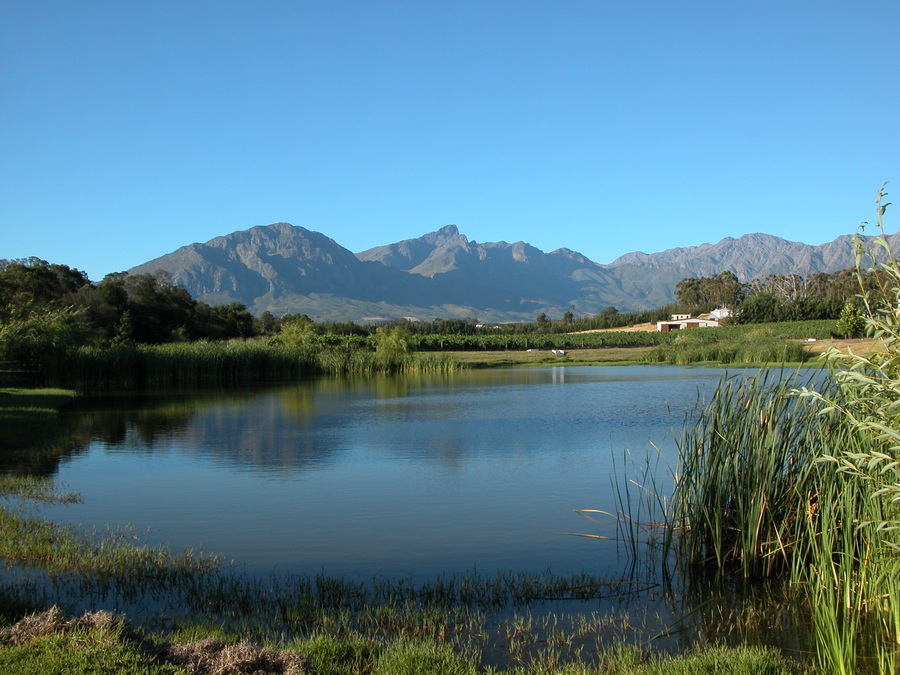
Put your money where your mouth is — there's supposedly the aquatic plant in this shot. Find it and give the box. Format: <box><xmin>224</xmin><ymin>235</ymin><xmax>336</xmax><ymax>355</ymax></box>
<box><xmin>36</xmin><ymin>338</ymin><xmax>464</xmax><ymax>390</ymax></box>
<box><xmin>664</xmin><ymin>185</ymin><xmax>900</xmax><ymax>672</ymax></box>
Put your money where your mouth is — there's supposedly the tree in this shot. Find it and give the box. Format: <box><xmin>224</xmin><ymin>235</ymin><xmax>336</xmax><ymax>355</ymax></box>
<box><xmin>676</xmin><ymin>271</ymin><xmax>744</xmax><ymax>311</ymax></box>
<box><xmin>0</xmin><ymin>258</ymin><xmax>90</xmax><ymax>313</ymax></box>
<box><xmin>274</xmin><ymin>316</ymin><xmax>317</xmax><ymax>350</ymax></box>
<box><xmin>0</xmin><ymin>305</ymin><xmax>89</xmax><ymax>371</ymax></box>
<box><xmin>256</xmin><ymin>311</ymin><xmax>278</xmax><ymax>335</ymax></box>
<box><xmin>374</xmin><ymin>325</ymin><xmax>411</xmax><ymax>366</ymax></box>
<box><xmin>195</xmin><ymin>302</ymin><xmax>255</xmax><ymax>340</ymax></box>
<box><xmin>122</xmin><ymin>272</ymin><xmax>197</xmax><ymax>343</ymax></box>
<box><xmin>835</xmin><ymin>302</ymin><xmax>865</xmax><ymax>338</ymax></box>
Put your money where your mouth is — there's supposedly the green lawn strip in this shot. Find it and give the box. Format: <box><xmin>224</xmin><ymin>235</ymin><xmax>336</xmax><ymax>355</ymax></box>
<box><xmin>0</xmin><ymin>387</ymin><xmax>76</xmax><ymax>419</ymax></box>
<box><xmin>0</xmin><ymin>387</ymin><xmax>77</xmax><ymax>454</ymax></box>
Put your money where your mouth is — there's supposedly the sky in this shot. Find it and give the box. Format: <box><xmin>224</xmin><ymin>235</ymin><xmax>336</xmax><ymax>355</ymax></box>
<box><xmin>1</xmin><ymin>1</ymin><xmax>898</xmax><ymax>283</ymax></box>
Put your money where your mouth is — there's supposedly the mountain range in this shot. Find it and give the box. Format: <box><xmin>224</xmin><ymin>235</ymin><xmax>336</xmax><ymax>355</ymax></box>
<box><xmin>128</xmin><ymin>223</ymin><xmax>900</xmax><ymax>322</ymax></box>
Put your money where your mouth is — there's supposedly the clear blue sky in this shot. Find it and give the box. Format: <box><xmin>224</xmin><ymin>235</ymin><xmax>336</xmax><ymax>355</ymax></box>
<box><xmin>2</xmin><ymin>1</ymin><xmax>897</xmax><ymax>282</ymax></box>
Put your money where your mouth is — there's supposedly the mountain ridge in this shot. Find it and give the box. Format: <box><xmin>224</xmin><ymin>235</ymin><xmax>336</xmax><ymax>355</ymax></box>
<box><xmin>128</xmin><ymin>224</ymin><xmax>899</xmax><ymax>322</ymax></box>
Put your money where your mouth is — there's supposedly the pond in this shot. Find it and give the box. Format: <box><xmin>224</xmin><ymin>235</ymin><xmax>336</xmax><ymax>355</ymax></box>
<box><xmin>31</xmin><ymin>365</ymin><xmax>749</xmax><ymax>582</ymax></box>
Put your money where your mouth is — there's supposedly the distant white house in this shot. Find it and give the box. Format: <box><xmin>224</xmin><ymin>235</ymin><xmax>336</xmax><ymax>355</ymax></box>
<box><xmin>656</xmin><ymin>308</ymin><xmax>730</xmax><ymax>332</ymax></box>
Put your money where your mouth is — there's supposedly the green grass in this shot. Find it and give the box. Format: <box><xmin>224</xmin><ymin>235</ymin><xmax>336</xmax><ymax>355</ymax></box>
<box><xmin>0</xmin><ymin>388</ymin><xmax>80</xmax><ymax>477</ymax></box>
<box><xmin>642</xmin><ymin>327</ymin><xmax>812</xmax><ymax>366</ymax></box>
<box><xmin>0</xmin><ymin>606</ymin><xmax>808</xmax><ymax>675</ymax></box>
<box><xmin>0</xmin><ymin>609</ymin><xmax>189</xmax><ymax>674</ymax></box>
<box><xmin>0</xmin><ymin>493</ymin><xmax>816</xmax><ymax>673</ymax></box>
<box><xmin>38</xmin><ymin>340</ymin><xmax>463</xmax><ymax>390</ymax></box>
<box><xmin>661</xmin><ymin>366</ymin><xmax>900</xmax><ymax>672</ymax></box>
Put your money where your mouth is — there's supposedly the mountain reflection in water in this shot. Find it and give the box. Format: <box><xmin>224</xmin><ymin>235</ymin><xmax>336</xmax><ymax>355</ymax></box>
<box><xmin>37</xmin><ymin>366</ymin><xmax>758</xmax><ymax>579</ymax></box>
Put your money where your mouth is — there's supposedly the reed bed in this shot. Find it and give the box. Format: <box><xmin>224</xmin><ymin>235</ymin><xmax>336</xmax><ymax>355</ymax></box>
<box><xmin>661</xmin><ymin>198</ymin><xmax>900</xmax><ymax>672</ymax></box>
<box><xmin>642</xmin><ymin>328</ymin><xmax>810</xmax><ymax>365</ymax></box>
<box><xmin>37</xmin><ymin>340</ymin><xmax>463</xmax><ymax>390</ymax></box>
<box><xmin>663</xmin><ymin>367</ymin><xmax>900</xmax><ymax>670</ymax></box>
<box><xmin>667</xmin><ymin>370</ymin><xmax>830</xmax><ymax>575</ymax></box>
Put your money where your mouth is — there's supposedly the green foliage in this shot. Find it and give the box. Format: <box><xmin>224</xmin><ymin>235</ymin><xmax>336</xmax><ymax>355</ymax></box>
<box><xmin>0</xmin><ymin>258</ymin><xmax>89</xmax><ymax>309</ymax></box>
<box><xmin>835</xmin><ymin>301</ymin><xmax>864</xmax><ymax>338</ymax></box>
<box><xmin>414</xmin><ymin>330</ymin><xmax>672</xmax><ymax>351</ymax></box>
<box><xmin>0</xmin><ymin>261</ymin><xmax>258</xmax><ymax>347</ymax></box>
<box><xmin>643</xmin><ymin>326</ymin><xmax>810</xmax><ymax>365</ymax></box>
<box><xmin>273</xmin><ymin>316</ymin><xmax>317</xmax><ymax>350</ymax></box>
<box><xmin>667</xmin><ymin>186</ymin><xmax>900</xmax><ymax>672</ymax></box>
<box><xmin>374</xmin><ymin>325</ymin><xmax>411</xmax><ymax>366</ymax></box>
<box><xmin>675</xmin><ymin>270</ymin><xmax>743</xmax><ymax>311</ymax></box>
<box><xmin>737</xmin><ymin>269</ymin><xmax>886</xmax><ymax>324</ymax></box>
<box><xmin>0</xmin><ymin>306</ymin><xmax>90</xmax><ymax>371</ymax></box>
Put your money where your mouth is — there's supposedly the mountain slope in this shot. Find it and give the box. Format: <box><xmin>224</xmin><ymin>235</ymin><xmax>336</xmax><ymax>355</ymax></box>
<box><xmin>129</xmin><ymin>223</ymin><xmax>896</xmax><ymax>322</ymax></box>
<box><xmin>606</xmin><ymin>231</ymin><xmax>900</xmax><ymax>279</ymax></box>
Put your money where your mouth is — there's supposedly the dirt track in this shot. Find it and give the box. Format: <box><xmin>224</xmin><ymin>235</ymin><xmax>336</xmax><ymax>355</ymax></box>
<box><xmin>574</xmin><ymin>323</ymin><xmax>657</xmax><ymax>333</ymax></box>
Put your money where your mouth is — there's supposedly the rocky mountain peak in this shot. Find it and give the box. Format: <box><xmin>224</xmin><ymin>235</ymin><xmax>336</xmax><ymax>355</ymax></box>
<box><xmin>128</xmin><ymin>221</ymin><xmax>900</xmax><ymax>323</ymax></box>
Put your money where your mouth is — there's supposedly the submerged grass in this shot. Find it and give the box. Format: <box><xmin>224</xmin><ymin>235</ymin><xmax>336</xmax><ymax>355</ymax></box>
<box><xmin>0</xmin><ymin>606</ymin><xmax>808</xmax><ymax>675</ymax></box>
<box><xmin>0</xmin><ymin>493</ymin><xmax>812</xmax><ymax>673</ymax></box>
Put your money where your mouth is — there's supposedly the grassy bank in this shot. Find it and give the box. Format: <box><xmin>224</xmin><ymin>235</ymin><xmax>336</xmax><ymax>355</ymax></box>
<box><xmin>0</xmin><ymin>504</ymin><xmax>807</xmax><ymax>673</ymax></box>
<box><xmin>0</xmin><ymin>611</ymin><xmax>806</xmax><ymax>675</ymax></box>
<box><xmin>10</xmin><ymin>318</ymin><xmax>859</xmax><ymax>389</ymax></box>
<box><xmin>450</xmin><ymin>320</ymin><xmax>855</xmax><ymax>368</ymax></box>
<box><xmin>448</xmin><ymin>346</ymin><xmax>657</xmax><ymax>367</ymax></box>
<box><xmin>34</xmin><ymin>340</ymin><xmax>461</xmax><ymax>390</ymax></box>
<box><xmin>0</xmin><ymin>472</ymin><xmax>810</xmax><ymax>673</ymax></box>
<box><xmin>0</xmin><ymin>388</ymin><xmax>78</xmax><ymax>477</ymax></box>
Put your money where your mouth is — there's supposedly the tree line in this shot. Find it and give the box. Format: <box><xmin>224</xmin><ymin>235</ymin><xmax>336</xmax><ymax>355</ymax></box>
<box><xmin>0</xmin><ymin>255</ymin><xmax>876</xmax><ymax>373</ymax></box>
<box><xmin>671</xmin><ymin>268</ymin><xmax>882</xmax><ymax>327</ymax></box>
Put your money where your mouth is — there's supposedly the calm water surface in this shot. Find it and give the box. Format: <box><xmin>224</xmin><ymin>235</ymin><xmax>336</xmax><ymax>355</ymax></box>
<box><xmin>40</xmin><ymin>366</ymin><xmax>746</xmax><ymax>580</ymax></box>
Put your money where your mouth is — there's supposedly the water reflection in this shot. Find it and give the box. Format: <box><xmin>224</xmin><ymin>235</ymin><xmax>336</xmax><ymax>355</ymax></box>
<box><xmin>36</xmin><ymin>366</ymin><xmax>751</xmax><ymax>578</ymax></box>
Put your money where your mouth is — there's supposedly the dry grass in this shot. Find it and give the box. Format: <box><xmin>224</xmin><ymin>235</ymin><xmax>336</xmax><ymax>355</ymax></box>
<box><xmin>167</xmin><ymin>638</ymin><xmax>309</xmax><ymax>675</ymax></box>
<box><xmin>1</xmin><ymin>607</ymin><xmax>310</xmax><ymax>674</ymax></box>
<box><xmin>574</xmin><ymin>322</ymin><xmax>658</xmax><ymax>333</ymax></box>
<box><xmin>448</xmin><ymin>346</ymin><xmax>655</xmax><ymax>366</ymax></box>
<box><xmin>799</xmin><ymin>336</ymin><xmax>879</xmax><ymax>356</ymax></box>
<box><xmin>0</xmin><ymin>606</ymin><xmax>127</xmax><ymax>646</ymax></box>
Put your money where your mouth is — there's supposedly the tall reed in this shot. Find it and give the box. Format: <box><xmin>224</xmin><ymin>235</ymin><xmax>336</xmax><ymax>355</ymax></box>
<box><xmin>665</xmin><ymin>366</ymin><xmax>899</xmax><ymax>670</ymax></box>
<box><xmin>792</xmin><ymin>187</ymin><xmax>900</xmax><ymax>673</ymax></box>
<box><xmin>666</xmin><ymin>369</ymin><xmax>835</xmax><ymax>577</ymax></box>
<box><xmin>664</xmin><ymin>187</ymin><xmax>900</xmax><ymax>671</ymax></box>
<box><xmin>38</xmin><ymin>339</ymin><xmax>463</xmax><ymax>390</ymax></box>
<box><xmin>643</xmin><ymin>327</ymin><xmax>810</xmax><ymax>365</ymax></box>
